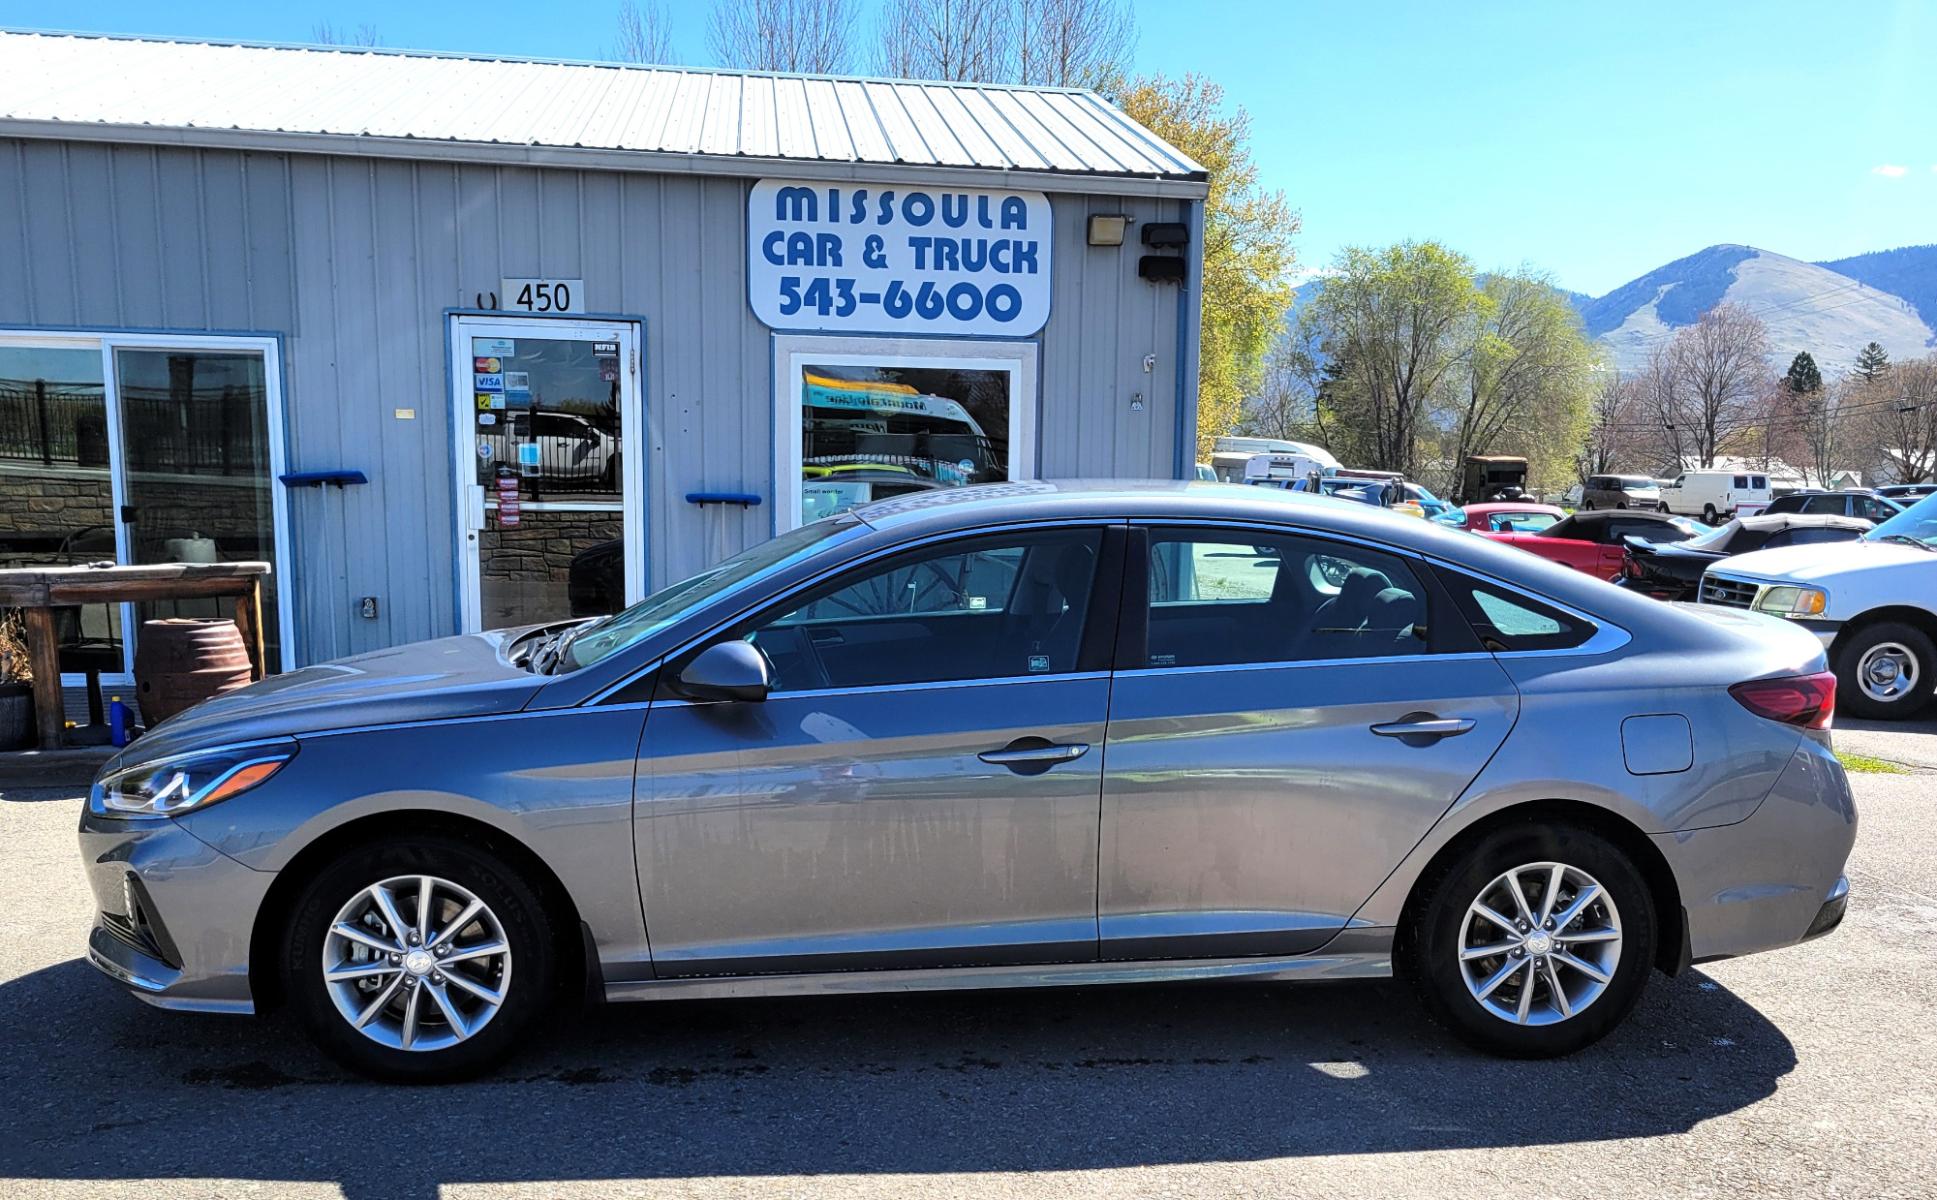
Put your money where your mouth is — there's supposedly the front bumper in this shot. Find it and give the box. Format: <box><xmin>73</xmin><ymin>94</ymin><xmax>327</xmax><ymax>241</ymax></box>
<box><xmin>1652</xmin><ymin>736</ymin><xmax>1857</xmax><ymax>964</ymax></box>
<box><xmin>77</xmin><ymin>805</ymin><xmax>274</xmax><ymax>1014</ymax></box>
<box><xmin>1793</xmin><ymin>617</ymin><xmax>1843</xmax><ymax>651</ymax></box>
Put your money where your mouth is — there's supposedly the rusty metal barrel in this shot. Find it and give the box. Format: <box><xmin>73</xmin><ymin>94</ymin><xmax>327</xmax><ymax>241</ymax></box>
<box><xmin>133</xmin><ymin>618</ymin><xmax>254</xmax><ymax>726</ymax></box>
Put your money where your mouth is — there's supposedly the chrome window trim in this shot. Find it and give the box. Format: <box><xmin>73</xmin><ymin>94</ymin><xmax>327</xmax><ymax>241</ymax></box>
<box><xmin>1114</xmin><ymin>651</ymin><xmax>1498</xmax><ymax>680</ymax></box>
<box><xmin>584</xmin><ymin>517</ymin><xmax>1128</xmax><ymax>706</ymax></box>
<box><xmin>648</xmin><ymin>669</ymin><xmax>1112</xmax><ymax>708</ymax></box>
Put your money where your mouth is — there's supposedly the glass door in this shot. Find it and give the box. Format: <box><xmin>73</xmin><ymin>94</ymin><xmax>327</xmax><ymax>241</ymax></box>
<box><xmin>449</xmin><ymin>316</ymin><xmax>642</xmax><ymax>632</ymax></box>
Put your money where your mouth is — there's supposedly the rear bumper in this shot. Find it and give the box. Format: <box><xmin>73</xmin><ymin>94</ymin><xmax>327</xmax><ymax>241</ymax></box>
<box><xmin>1652</xmin><ymin>736</ymin><xmax>1856</xmax><ymax>964</ymax></box>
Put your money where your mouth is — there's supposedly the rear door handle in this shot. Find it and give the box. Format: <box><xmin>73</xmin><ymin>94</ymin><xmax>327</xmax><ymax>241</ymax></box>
<box><xmin>1370</xmin><ymin>716</ymin><xmax>1476</xmax><ymax>740</ymax></box>
<box><xmin>979</xmin><ymin>738</ymin><xmax>1090</xmax><ymax>774</ymax></box>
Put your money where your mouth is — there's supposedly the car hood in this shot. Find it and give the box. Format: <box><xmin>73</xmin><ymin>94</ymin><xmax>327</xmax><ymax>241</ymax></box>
<box><xmin>1707</xmin><ymin>538</ymin><xmax>1937</xmax><ymax>585</ymax></box>
<box><xmin>105</xmin><ymin>629</ymin><xmax>547</xmax><ymax>771</ymax></box>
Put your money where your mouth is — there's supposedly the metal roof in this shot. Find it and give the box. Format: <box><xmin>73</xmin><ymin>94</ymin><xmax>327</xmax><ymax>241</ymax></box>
<box><xmin>0</xmin><ymin>31</ymin><xmax>1208</xmax><ymax>196</ymax></box>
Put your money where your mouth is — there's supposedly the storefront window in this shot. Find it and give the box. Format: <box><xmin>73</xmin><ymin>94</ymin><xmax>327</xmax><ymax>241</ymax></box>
<box><xmin>1</xmin><ymin>335</ymin><xmax>291</xmax><ymax>680</ymax></box>
<box><xmin>114</xmin><ymin>348</ymin><xmax>282</xmax><ymax>671</ymax></box>
<box><xmin>0</xmin><ymin>345</ymin><xmax>121</xmax><ymax>661</ymax></box>
<box><xmin>797</xmin><ymin>363</ymin><xmax>1015</xmax><ymax>523</ymax></box>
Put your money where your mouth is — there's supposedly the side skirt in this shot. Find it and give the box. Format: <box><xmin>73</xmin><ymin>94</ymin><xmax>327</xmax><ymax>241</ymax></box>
<box><xmin>602</xmin><ymin>936</ymin><xmax>1394</xmax><ymax>1004</ymax></box>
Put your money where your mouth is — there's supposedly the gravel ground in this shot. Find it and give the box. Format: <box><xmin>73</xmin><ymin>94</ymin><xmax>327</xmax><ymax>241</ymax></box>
<box><xmin>1</xmin><ymin>729</ymin><xmax>1932</xmax><ymax>1200</ymax></box>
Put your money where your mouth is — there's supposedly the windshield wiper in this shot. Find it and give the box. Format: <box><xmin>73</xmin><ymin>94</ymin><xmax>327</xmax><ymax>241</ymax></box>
<box><xmin>544</xmin><ymin>624</ymin><xmax>591</xmax><ymax>673</ymax></box>
<box><xmin>1877</xmin><ymin>534</ymin><xmax>1937</xmax><ymax>552</ymax></box>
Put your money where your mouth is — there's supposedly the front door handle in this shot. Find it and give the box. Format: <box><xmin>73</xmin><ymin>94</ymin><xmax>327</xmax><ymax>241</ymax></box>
<box><xmin>979</xmin><ymin>738</ymin><xmax>1090</xmax><ymax>775</ymax></box>
<box><xmin>1370</xmin><ymin>715</ymin><xmax>1476</xmax><ymax>741</ymax></box>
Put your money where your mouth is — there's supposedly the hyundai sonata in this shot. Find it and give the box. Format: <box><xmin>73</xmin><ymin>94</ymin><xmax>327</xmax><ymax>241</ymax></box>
<box><xmin>80</xmin><ymin>482</ymin><xmax>1855</xmax><ymax>1080</ymax></box>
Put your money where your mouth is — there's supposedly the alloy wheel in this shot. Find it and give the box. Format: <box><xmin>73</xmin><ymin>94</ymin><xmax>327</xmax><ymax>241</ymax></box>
<box><xmin>1857</xmin><ymin>641</ymin><xmax>1919</xmax><ymax>704</ymax></box>
<box><xmin>1458</xmin><ymin>861</ymin><xmax>1623</xmax><ymax>1026</ymax></box>
<box><xmin>321</xmin><ymin>874</ymin><xmax>513</xmax><ymax>1052</ymax></box>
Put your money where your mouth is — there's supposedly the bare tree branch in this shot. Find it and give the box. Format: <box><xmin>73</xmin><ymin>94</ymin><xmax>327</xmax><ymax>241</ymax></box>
<box><xmin>1016</xmin><ymin>0</ymin><xmax>1136</xmax><ymax>89</ymax></box>
<box><xmin>312</xmin><ymin>22</ymin><xmax>381</xmax><ymax>47</ymax></box>
<box><xmin>612</xmin><ymin>0</ymin><xmax>677</xmax><ymax>64</ymax></box>
<box><xmin>711</xmin><ymin>0</ymin><xmax>859</xmax><ymax>73</ymax></box>
<box><xmin>875</xmin><ymin>0</ymin><xmax>1014</xmax><ymax>81</ymax></box>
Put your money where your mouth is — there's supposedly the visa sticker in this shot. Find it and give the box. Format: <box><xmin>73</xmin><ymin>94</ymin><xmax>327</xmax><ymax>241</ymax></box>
<box><xmin>475</xmin><ymin>373</ymin><xmax>504</xmax><ymax>391</ymax></box>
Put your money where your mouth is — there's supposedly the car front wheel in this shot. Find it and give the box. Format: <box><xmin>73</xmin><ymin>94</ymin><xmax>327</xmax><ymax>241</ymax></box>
<box><xmin>1403</xmin><ymin>821</ymin><xmax>1655</xmax><ymax>1058</ymax></box>
<box><xmin>282</xmin><ymin>835</ymin><xmax>556</xmax><ymax>1081</ymax></box>
<box><xmin>1836</xmin><ymin>621</ymin><xmax>1936</xmax><ymax>720</ymax></box>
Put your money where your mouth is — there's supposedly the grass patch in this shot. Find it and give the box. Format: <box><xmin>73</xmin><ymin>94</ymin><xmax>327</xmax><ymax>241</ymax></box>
<box><xmin>1838</xmin><ymin>752</ymin><xmax>1911</xmax><ymax>775</ymax></box>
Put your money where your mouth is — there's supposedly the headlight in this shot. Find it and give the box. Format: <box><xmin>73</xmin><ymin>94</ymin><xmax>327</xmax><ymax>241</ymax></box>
<box><xmin>1754</xmin><ymin>585</ymin><xmax>1827</xmax><ymax>619</ymax></box>
<box><xmin>90</xmin><ymin>740</ymin><xmax>297</xmax><ymax>819</ymax></box>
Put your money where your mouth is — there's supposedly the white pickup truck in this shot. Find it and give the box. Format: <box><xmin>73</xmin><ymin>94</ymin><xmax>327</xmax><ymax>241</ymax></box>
<box><xmin>1696</xmin><ymin>494</ymin><xmax>1937</xmax><ymax>719</ymax></box>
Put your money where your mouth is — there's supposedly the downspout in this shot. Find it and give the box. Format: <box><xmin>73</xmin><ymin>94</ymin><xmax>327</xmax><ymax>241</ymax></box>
<box><xmin>1172</xmin><ymin>197</ymin><xmax>1205</xmax><ymax>479</ymax></box>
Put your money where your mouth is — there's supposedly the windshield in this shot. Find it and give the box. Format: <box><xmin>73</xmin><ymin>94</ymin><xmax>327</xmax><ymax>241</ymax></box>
<box><xmin>1864</xmin><ymin>492</ymin><xmax>1937</xmax><ymax>549</ymax></box>
<box><xmin>559</xmin><ymin>517</ymin><xmax>860</xmax><ymax>671</ymax></box>
<box><xmin>1684</xmin><ymin>520</ymin><xmax>1741</xmax><ymax>551</ymax></box>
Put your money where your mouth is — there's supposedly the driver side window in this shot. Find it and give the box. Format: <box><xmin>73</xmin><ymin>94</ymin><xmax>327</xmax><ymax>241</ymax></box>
<box><xmin>743</xmin><ymin>528</ymin><xmax>1105</xmax><ymax>692</ymax></box>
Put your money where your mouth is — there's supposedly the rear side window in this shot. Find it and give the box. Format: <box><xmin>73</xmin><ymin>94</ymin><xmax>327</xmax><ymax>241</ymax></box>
<box><xmin>1733</xmin><ymin>475</ymin><xmax>1749</xmax><ymax>489</ymax></box>
<box><xmin>1141</xmin><ymin>530</ymin><xmax>1435</xmax><ymax>668</ymax></box>
<box><xmin>1433</xmin><ymin>568</ymin><xmax>1597</xmax><ymax>653</ymax></box>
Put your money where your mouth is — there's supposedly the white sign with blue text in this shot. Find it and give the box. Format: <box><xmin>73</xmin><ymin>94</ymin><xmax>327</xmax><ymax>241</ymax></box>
<box><xmin>748</xmin><ymin>179</ymin><xmax>1052</xmax><ymax>337</ymax></box>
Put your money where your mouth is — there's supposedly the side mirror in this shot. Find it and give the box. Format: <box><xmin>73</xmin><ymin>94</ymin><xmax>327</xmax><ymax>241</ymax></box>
<box><xmin>677</xmin><ymin>640</ymin><xmax>771</xmax><ymax>703</ymax></box>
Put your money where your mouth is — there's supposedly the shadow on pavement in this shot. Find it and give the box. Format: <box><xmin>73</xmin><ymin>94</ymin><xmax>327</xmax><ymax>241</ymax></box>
<box><xmin>2</xmin><ymin>956</ymin><xmax>1793</xmax><ymax>1197</ymax></box>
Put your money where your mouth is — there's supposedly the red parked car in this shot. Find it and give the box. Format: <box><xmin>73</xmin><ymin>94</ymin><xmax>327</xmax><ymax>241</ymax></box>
<box><xmin>1437</xmin><ymin>501</ymin><xmax>1566</xmax><ymax>533</ymax></box>
<box><xmin>1479</xmin><ymin>509</ymin><xmax>1700</xmax><ymax>578</ymax></box>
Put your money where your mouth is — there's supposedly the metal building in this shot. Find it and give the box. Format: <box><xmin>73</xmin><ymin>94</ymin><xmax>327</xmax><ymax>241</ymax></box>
<box><xmin>0</xmin><ymin>31</ymin><xmax>1206</xmax><ymax>682</ymax></box>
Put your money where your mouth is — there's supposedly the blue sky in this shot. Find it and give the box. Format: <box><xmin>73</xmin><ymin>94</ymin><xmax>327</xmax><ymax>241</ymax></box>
<box><xmin>3</xmin><ymin>0</ymin><xmax>1931</xmax><ymax>295</ymax></box>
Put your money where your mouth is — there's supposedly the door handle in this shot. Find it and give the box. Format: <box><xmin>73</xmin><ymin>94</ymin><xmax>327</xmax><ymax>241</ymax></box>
<box><xmin>1370</xmin><ymin>715</ymin><xmax>1476</xmax><ymax>740</ymax></box>
<box><xmin>979</xmin><ymin>738</ymin><xmax>1090</xmax><ymax>774</ymax></box>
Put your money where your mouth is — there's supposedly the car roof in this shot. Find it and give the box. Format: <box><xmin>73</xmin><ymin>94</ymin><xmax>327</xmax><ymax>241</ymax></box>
<box><xmin>1735</xmin><ymin>513</ymin><xmax>1872</xmax><ymax>531</ymax></box>
<box><xmin>1461</xmin><ymin>501</ymin><xmax>1565</xmax><ymax>516</ymax></box>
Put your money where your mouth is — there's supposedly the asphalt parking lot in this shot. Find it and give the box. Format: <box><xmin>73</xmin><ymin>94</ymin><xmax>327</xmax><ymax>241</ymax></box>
<box><xmin>3</xmin><ymin>717</ymin><xmax>1933</xmax><ymax>1200</ymax></box>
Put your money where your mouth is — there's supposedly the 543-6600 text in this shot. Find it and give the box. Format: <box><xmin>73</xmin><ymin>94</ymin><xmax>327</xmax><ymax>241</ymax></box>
<box><xmin>776</xmin><ymin>276</ymin><xmax>1026</xmax><ymax>323</ymax></box>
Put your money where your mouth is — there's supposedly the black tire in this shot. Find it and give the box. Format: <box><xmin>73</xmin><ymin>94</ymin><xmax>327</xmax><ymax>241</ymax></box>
<box><xmin>1615</xmin><ymin>500</ymin><xmax>1628</xmax><ymax>509</ymax></box>
<box><xmin>282</xmin><ymin>834</ymin><xmax>557</xmax><ymax>1082</ymax></box>
<box><xmin>601</xmin><ymin>452</ymin><xmax>621</xmax><ymax>492</ymax></box>
<box><xmin>1581</xmin><ymin>499</ymin><xmax>1594</xmax><ymax>510</ymax></box>
<box><xmin>1702</xmin><ymin>503</ymin><xmax>1719</xmax><ymax>525</ymax></box>
<box><xmin>1401</xmin><ymin>820</ymin><xmax>1656</xmax><ymax>1059</ymax></box>
<box><xmin>1835</xmin><ymin>620</ymin><xmax>1937</xmax><ymax>721</ymax></box>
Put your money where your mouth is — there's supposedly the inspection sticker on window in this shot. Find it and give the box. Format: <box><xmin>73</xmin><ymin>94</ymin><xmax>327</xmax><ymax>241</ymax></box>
<box><xmin>1028</xmin><ymin>654</ymin><xmax>1050</xmax><ymax>673</ymax></box>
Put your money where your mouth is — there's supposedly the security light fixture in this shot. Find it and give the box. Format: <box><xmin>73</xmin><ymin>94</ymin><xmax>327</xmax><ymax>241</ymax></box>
<box><xmin>1139</xmin><ymin>256</ymin><xmax>1186</xmax><ymax>284</ymax></box>
<box><xmin>1141</xmin><ymin>221</ymin><xmax>1189</xmax><ymax>249</ymax></box>
<box><xmin>1087</xmin><ymin>215</ymin><xmax>1130</xmax><ymax>246</ymax></box>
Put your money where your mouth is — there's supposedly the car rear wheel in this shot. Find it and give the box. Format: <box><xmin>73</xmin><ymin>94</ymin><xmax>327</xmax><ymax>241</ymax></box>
<box><xmin>1402</xmin><ymin>821</ymin><xmax>1655</xmax><ymax>1058</ymax></box>
<box><xmin>1702</xmin><ymin>504</ymin><xmax>1719</xmax><ymax>525</ymax></box>
<box><xmin>1836</xmin><ymin>621</ymin><xmax>1935</xmax><ymax>720</ymax></box>
<box><xmin>282</xmin><ymin>835</ymin><xmax>556</xmax><ymax>1082</ymax></box>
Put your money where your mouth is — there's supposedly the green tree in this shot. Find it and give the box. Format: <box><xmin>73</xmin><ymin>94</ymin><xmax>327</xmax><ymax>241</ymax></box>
<box><xmin>1784</xmin><ymin>350</ymin><xmax>1823</xmax><ymax>396</ymax></box>
<box><xmin>1117</xmin><ymin>75</ymin><xmax>1298</xmax><ymax>459</ymax></box>
<box><xmin>1448</xmin><ymin>270</ymin><xmax>1597</xmax><ymax>495</ymax></box>
<box><xmin>1296</xmin><ymin>241</ymin><xmax>1476</xmax><ymax>476</ymax></box>
<box><xmin>1854</xmin><ymin>341</ymin><xmax>1891</xmax><ymax>382</ymax></box>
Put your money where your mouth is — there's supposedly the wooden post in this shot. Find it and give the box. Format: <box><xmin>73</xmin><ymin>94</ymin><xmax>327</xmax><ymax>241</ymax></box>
<box><xmin>23</xmin><ymin>605</ymin><xmax>65</xmax><ymax>750</ymax></box>
<box><xmin>234</xmin><ymin>577</ymin><xmax>266</xmax><ymax>680</ymax></box>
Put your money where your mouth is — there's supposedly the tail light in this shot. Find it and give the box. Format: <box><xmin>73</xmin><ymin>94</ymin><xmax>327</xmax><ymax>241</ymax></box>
<box><xmin>1729</xmin><ymin>671</ymin><xmax>1836</xmax><ymax>730</ymax></box>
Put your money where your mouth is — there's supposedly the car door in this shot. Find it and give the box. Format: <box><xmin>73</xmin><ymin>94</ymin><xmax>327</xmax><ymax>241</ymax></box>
<box><xmin>1097</xmin><ymin>525</ymin><xmax>1519</xmax><ymax>960</ymax></box>
<box><xmin>634</xmin><ymin>524</ymin><xmax>1122</xmax><ymax>977</ymax></box>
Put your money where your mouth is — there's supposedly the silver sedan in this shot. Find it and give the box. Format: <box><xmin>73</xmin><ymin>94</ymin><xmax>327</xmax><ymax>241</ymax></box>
<box><xmin>79</xmin><ymin>482</ymin><xmax>1855</xmax><ymax>1080</ymax></box>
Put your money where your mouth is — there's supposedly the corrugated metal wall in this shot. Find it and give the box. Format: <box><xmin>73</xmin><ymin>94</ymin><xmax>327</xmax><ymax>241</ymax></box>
<box><xmin>0</xmin><ymin>137</ymin><xmax>1195</xmax><ymax>667</ymax></box>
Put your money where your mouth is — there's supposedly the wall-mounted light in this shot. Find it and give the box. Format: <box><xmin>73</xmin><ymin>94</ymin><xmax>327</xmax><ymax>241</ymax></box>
<box><xmin>1138</xmin><ymin>256</ymin><xmax>1186</xmax><ymax>284</ymax></box>
<box><xmin>1087</xmin><ymin>214</ymin><xmax>1130</xmax><ymax>247</ymax></box>
<box><xmin>1141</xmin><ymin>221</ymin><xmax>1189</xmax><ymax>249</ymax></box>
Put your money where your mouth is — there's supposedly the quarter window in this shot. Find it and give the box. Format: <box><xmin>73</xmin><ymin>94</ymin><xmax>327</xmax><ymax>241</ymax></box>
<box><xmin>1142</xmin><ymin>530</ymin><xmax>1433</xmax><ymax>668</ymax></box>
<box><xmin>741</xmin><ymin>528</ymin><xmax>1104</xmax><ymax>691</ymax></box>
<box><xmin>1436</xmin><ymin>569</ymin><xmax>1595</xmax><ymax>653</ymax></box>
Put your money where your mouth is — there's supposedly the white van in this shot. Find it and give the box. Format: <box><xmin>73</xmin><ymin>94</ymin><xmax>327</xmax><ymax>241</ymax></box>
<box><xmin>1661</xmin><ymin>469</ymin><xmax>1772</xmax><ymax>524</ymax></box>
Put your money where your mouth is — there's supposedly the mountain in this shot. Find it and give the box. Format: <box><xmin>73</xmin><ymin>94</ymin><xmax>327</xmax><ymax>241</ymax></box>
<box><xmin>1816</xmin><ymin>244</ymin><xmax>1937</xmax><ymax>333</ymax></box>
<box><xmin>1578</xmin><ymin>244</ymin><xmax>1935</xmax><ymax>375</ymax></box>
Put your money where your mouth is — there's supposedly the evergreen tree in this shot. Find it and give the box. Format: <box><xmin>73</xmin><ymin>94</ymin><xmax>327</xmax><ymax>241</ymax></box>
<box><xmin>1854</xmin><ymin>342</ymin><xmax>1891</xmax><ymax>382</ymax></box>
<box><xmin>1783</xmin><ymin>351</ymin><xmax>1823</xmax><ymax>395</ymax></box>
